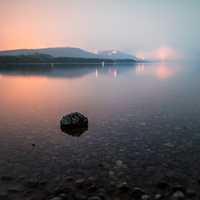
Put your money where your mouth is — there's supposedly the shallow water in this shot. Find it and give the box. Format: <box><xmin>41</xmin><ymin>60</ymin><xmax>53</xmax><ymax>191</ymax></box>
<box><xmin>0</xmin><ymin>62</ymin><xmax>200</xmax><ymax>188</ymax></box>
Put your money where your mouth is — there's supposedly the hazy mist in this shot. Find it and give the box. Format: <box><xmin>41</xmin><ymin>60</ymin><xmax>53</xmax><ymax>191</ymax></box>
<box><xmin>1</xmin><ymin>0</ymin><xmax>200</xmax><ymax>59</ymax></box>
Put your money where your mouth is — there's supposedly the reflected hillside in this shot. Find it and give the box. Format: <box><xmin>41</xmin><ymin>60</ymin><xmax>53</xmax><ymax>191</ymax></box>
<box><xmin>0</xmin><ymin>63</ymin><xmax>137</xmax><ymax>79</ymax></box>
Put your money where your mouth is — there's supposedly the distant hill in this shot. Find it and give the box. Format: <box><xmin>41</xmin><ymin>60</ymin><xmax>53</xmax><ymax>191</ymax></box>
<box><xmin>0</xmin><ymin>47</ymin><xmax>137</xmax><ymax>61</ymax></box>
<box><xmin>0</xmin><ymin>47</ymin><xmax>97</xmax><ymax>59</ymax></box>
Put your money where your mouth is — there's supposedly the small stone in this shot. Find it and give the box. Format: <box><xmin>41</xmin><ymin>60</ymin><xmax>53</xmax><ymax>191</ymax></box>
<box><xmin>64</xmin><ymin>176</ymin><xmax>74</xmax><ymax>182</ymax></box>
<box><xmin>74</xmin><ymin>193</ymin><xmax>87</xmax><ymax>200</ymax></box>
<box><xmin>75</xmin><ymin>178</ymin><xmax>85</xmax><ymax>188</ymax></box>
<box><xmin>59</xmin><ymin>193</ymin><xmax>67</xmax><ymax>198</ymax></box>
<box><xmin>116</xmin><ymin>160</ymin><xmax>123</xmax><ymax>167</ymax></box>
<box><xmin>186</xmin><ymin>189</ymin><xmax>196</xmax><ymax>197</ymax></box>
<box><xmin>88</xmin><ymin>176</ymin><xmax>96</xmax><ymax>182</ymax></box>
<box><xmin>117</xmin><ymin>182</ymin><xmax>130</xmax><ymax>192</ymax></box>
<box><xmin>97</xmin><ymin>190</ymin><xmax>106</xmax><ymax>200</ymax></box>
<box><xmin>108</xmin><ymin>170</ymin><xmax>115</xmax><ymax>177</ymax></box>
<box><xmin>88</xmin><ymin>196</ymin><xmax>101</xmax><ymax>200</ymax></box>
<box><xmin>32</xmin><ymin>143</ymin><xmax>36</xmax><ymax>147</ymax></box>
<box><xmin>88</xmin><ymin>184</ymin><xmax>97</xmax><ymax>193</ymax></box>
<box><xmin>8</xmin><ymin>185</ymin><xmax>23</xmax><ymax>193</ymax></box>
<box><xmin>155</xmin><ymin>194</ymin><xmax>162</xmax><ymax>200</ymax></box>
<box><xmin>141</xmin><ymin>194</ymin><xmax>150</xmax><ymax>200</ymax></box>
<box><xmin>49</xmin><ymin>197</ymin><xmax>62</xmax><ymax>200</ymax></box>
<box><xmin>172</xmin><ymin>185</ymin><xmax>186</xmax><ymax>193</ymax></box>
<box><xmin>172</xmin><ymin>191</ymin><xmax>185</xmax><ymax>200</ymax></box>
<box><xmin>132</xmin><ymin>187</ymin><xmax>145</xmax><ymax>199</ymax></box>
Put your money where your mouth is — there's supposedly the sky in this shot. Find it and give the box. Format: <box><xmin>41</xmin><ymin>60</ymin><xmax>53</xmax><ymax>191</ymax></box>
<box><xmin>0</xmin><ymin>0</ymin><xmax>200</xmax><ymax>59</ymax></box>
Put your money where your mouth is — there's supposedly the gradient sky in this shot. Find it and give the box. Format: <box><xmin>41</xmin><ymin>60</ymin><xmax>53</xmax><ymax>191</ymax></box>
<box><xmin>1</xmin><ymin>0</ymin><xmax>200</xmax><ymax>59</ymax></box>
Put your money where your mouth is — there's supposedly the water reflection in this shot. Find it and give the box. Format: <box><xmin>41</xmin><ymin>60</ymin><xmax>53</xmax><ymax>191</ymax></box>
<box><xmin>60</xmin><ymin>126</ymin><xmax>88</xmax><ymax>137</ymax></box>
<box><xmin>135</xmin><ymin>64</ymin><xmax>145</xmax><ymax>75</ymax></box>
<box><xmin>94</xmin><ymin>66</ymin><xmax>132</xmax><ymax>79</ymax></box>
<box><xmin>0</xmin><ymin>64</ymin><xmax>127</xmax><ymax>79</ymax></box>
<box><xmin>0</xmin><ymin>63</ymin><xmax>180</xmax><ymax>81</ymax></box>
<box><xmin>155</xmin><ymin>64</ymin><xmax>175</xmax><ymax>79</ymax></box>
<box><xmin>135</xmin><ymin>63</ymin><xmax>179</xmax><ymax>80</ymax></box>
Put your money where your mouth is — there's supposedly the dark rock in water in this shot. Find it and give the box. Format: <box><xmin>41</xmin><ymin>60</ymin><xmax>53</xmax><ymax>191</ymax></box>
<box><xmin>60</xmin><ymin>112</ymin><xmax>88</xmax><ymax>136</ymax></box>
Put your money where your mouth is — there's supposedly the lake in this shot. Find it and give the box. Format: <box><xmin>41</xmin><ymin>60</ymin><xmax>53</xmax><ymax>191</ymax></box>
<box><xmin>0</xmin><ymin>62</ymin><xmax>200</xmax><ymax>195</ymax></box>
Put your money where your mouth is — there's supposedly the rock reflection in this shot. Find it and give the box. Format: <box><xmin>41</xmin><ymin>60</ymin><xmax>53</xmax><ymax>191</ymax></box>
<box><xmin>60</xmin><ymin>126</ymin><xmax>88</xmax><ymax>137</ymax></box>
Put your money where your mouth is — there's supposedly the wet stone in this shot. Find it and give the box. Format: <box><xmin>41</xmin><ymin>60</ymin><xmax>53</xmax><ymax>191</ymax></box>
<box><xmin>141</xmin><ymin>194</ymin><xmax>150</xmax><ymax>200</ymax></box>
<box><xmin>7</xmin><ymin>185</ymin><xmax>23</xmax><ymax>193</ymax></box>
<box><xmin>59</xmin><ymin>193</ymin><xmax>67</xmax><ymax>198</ymax></box>
<box><xmin>186</xmin><ymin>189</ymin><xmax>196</xmax><ymax>197</ymax></box>
<box><xmin>60</xmin><ymin>112</ymin><xmax>88</xmax><ymax>129</ymax></box>
<box><xmin>88</xmin><ymin>184</ymin><xmax>98</xmax><ymax>193</ymax></box>
<box><xmin>87</xmin><ymin>176</ymin><xmax>96</xmax><ymax>183</ymax></box>
<box><xmin>75</xmin><ymin>178</ymin><xmax>85</xmax><ymax>188</ymax></box>
<box><xmin>172</xmin><ymin>191</ymin><xmax>185</xmax><ymax>200</ymax></box>
<box><xmin>74</xmin><ymin>193</ymin><xmax>87</xmax><ymax>200</ymax></box>
<box><xmin>117</xmin><ymin>182</ymin><xmax>130</xmax><ymax>192</ymax></box>
<box><xmin>49</xmin><ymin>197</ymin><xmax>62</xmax><ymax>200</ymax></box>
<box><xmin>172</xmin><ymin>185</ymin><xmax>186</xmax><ymax>193</ymax></box>
<box><xmin>116</xmin><ymin>160</ymin><xmax>123</xmax><ymax>167</ymax></box>
<box><xmin>64</xmin><ymin>176</ymin><xmax>74</xmax><ymax>182</ymax></box>
<box><xmin>154</xmin><ymin>194</ymin><xmax>162</xmax><ymax>200</ymax></box>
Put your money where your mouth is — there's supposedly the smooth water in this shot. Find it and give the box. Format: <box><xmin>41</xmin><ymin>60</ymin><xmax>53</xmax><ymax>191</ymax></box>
<box><xmin>0</xmin><ymin>62</ymin><xmax>200</xmax><ymax>186</ymax></box>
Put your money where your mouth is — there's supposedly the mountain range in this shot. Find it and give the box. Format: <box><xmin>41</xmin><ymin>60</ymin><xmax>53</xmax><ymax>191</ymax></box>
<box><xmin>0</xmin><ymin>47</ymin><xmax>138</xmax><ymax>61</ymax></box>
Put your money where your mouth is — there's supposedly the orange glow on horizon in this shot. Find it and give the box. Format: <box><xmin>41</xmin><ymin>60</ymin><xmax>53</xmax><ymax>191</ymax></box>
<box><xmin>136</xmin><ymin>46</ymin><xmax>179</xmax><ymax>61</ymax></box>
<box><xmin>0</xmin><ymin>1</ymin><xmax>85</xmax><ymax>51</ymax></box>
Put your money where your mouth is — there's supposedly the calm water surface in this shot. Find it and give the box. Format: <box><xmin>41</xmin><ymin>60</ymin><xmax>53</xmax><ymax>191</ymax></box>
<box><xmin>0</xmin><ymin>62</ymin><xmax>200</xmax><ymax>186</ymax></box>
